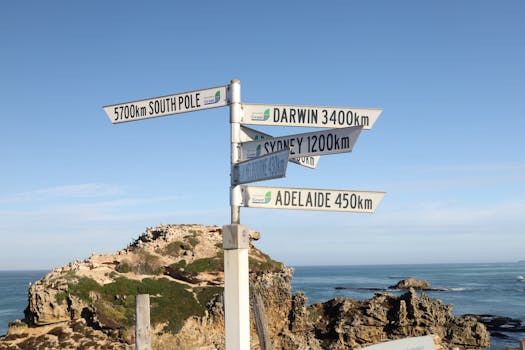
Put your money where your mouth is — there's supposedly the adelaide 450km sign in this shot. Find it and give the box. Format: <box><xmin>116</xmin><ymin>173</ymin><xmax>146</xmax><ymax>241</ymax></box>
<box><xmin>103</xmin><ymin>85</ymin><xmax>228</xmax><ymax>124</ymax></box>
<box><xmin>237</xmin><ymin>186</ymin><xmax>385</xmax><ymax>213</ymax></box>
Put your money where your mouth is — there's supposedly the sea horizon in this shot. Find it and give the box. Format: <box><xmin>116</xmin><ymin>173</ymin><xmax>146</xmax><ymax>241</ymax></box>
<box><xmin>1</xmin><ymin>260</ymin><xmax>523</xmax><ymax>272</ymax></box>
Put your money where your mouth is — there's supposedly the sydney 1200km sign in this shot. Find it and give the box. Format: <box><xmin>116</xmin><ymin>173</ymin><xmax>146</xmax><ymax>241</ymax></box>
<box><xmin>240</xmin><ymin>126</ymin><xmax>362</xmax><ymax>160</ymax></box>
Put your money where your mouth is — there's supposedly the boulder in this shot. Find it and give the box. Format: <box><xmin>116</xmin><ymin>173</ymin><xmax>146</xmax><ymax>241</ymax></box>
<box><xmin>390</xmin><ymin>277</ymin><xmax>431</xmax><ymax>290</ymax></box>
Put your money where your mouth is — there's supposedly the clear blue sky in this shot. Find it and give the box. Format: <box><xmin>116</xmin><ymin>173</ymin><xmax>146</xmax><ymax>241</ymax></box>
<box><xmin>1</xmin><ymin>1</ymin><xmax>523</xmax><ymax>269</ymax></box>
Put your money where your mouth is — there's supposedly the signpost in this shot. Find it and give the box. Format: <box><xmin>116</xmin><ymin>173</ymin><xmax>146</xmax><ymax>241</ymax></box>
<box><xmin>103</xmin><ymin>79</ymin><xmax>385</xmax><ymax>350</ymax></box>
<box><xmin>237</xmin><ymin>186</ymin><xmax>385</xmax><ymax>213</ymax></box>
<box><xmin>241</xmin><ymin>103</ymin><xmax>382</xmax><ymax>129</ymax></box>
<box><xmin>240</xmin><ymin>126</ymin><xmax>362</xmax><ymax>161</ymax></box>
<box><xmin>233</xmin><ymin>149</ymin><xmax>289</xmax><ymax>185</ymax></box>
<box><xmin>103</xmin><ymin>85</ymin><xmax>228</xmax><ymax>124</ymax></box>
<box><xmin>240</xmin><ymin>125</ymin><xmax>319</xmax><ymax>169</ymax></box>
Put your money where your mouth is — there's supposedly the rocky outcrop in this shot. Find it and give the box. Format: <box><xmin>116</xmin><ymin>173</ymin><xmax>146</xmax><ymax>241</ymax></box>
<box><xmin>0</xmin><ymin>224</ymin><xmax>491</xmax><ymax>350</ymax></box>
<box><xmin>389</xmin><ymin>278</ymin><xmax>431</xmax><ymax>290</ymax></box>
<box><xmin>305</xmin><ymin>289</ymin><xmax>489</xmax><ymax>349</ymax></box>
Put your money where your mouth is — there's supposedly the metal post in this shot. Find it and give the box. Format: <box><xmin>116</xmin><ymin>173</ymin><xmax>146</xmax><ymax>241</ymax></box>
<box><xmin>230</xmin><ymin>79</ymin><xmax>241</xmax><ymax>225</ymax></box>
<box><xmin>225</xmin><ymin>80</ymin><xmax>250</xmax><ymax>350</ymax></box>
<box><xmin>135</xmin><ymin>294</ymin><xmax>151</xmax><ymax>350</ymax></box>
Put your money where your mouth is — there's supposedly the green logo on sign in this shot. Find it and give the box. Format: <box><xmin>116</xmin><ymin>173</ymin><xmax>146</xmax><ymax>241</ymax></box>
<box><xmin>247</xmin><ymin>144</ymin><xmax>262</xmax><ymax>159</ymax></box>
<box><xmin>251</xmin><ymin>108</ymin><xmax>270</xmax><ymax>121</ymax></box>
<box><xmin>204</xmin><ymin>90</ymin><xmax>221</xmax><ymax>105</ymax></box>
<box><xmin>252</xmin><ymin>191</ymin><xmax>272</xmax><ymax>204</ymax></box>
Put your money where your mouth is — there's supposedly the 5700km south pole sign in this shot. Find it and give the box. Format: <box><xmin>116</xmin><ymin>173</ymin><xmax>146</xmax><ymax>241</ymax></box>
<box><xmin>103</xmin><ymin>85</ymin><xmax>228</xmax><ymax>124</ymax></box>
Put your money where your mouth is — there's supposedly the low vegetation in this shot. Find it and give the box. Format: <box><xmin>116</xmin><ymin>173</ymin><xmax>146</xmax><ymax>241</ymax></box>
<box><xmin>185</xmin><ymin>251</ymin><xmax>224</xmax><ymax>273</ymax></box>
<box><xmin>66</xmin><ymin>276</ymin><xmax>210</xmax><ymax>334</ymax></box>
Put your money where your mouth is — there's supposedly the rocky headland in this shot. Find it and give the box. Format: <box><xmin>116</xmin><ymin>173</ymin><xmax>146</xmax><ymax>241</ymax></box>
<box><xmin>0</xmin><ymin>224</ymin><xmax>491</xmax><ymax>349</ymax></box>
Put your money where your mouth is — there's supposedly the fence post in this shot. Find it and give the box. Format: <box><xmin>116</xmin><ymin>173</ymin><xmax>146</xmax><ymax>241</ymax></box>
<box><xmin>135</xmin><ymin>294</ymin><xmax>151</xmax><ymax>350</ymax></box>
<box><xmin>252</xmin><ymin>291</ymin><xmax>272</xmax><ymax>350</ymax></box>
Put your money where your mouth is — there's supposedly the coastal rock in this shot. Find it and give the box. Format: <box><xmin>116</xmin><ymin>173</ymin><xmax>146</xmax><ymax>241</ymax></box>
<box><xmin>390</xmin><ymin>277</ymin><xmax>431</xmax><ymax>290</ymax></box>
<box><xmin>0</xmin><ymin>224</ymin><xmax>491</xmax><ymax>350</ymax></box>
<box><xmin>310</xmin><ymin>289</ymin><xmax>489</xmax><ymax>349</ymax></box>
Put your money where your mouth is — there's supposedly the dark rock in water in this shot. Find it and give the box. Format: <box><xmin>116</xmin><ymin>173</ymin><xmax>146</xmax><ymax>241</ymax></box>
<box><xmin>466</xmin><ymin>314</ymin><xmax>525</xmax><ymax>334</ymax></box>
<box><xmin>389</xmin><ymin>277</ymin><xmax>431</xmax><ymax>290</ymax></box>
<box><xmin>334</xmin><ymin>286</ymin><xmax>384</xmax><ymax>291</ymax></box>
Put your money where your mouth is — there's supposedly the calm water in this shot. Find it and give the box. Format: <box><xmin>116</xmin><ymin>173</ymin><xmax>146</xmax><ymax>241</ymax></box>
<box><xmin>0</xmin><ymin>270</ymin><xmax>48</xmax><ymax>336</ymax></box>
<box><xmin>1</xmin><ymin>264</ymin><xmax>524</xmax><ymax>349</ymax></box>
<box><xmin>292</xmin><ymin>263</ymin><xmax>525</xmax><ymax>349</ymax></box>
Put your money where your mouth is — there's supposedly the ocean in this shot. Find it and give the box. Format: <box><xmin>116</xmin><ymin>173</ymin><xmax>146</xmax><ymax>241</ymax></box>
<box><xmin>0</xmin><ymin>270</ymin><xmax>48</xmax><ymax>336</ymax></box>
<box><xmin>1</xmin><ymin>263</ymin><xmax>524</xmax><ymax>349</ymax></box>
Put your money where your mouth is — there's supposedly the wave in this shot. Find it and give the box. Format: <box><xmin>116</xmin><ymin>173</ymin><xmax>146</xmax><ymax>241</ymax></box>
<box><xmin>334</xmin><ymin>286</ymin><xmax>472</xmax><ymax>292</ymax></box>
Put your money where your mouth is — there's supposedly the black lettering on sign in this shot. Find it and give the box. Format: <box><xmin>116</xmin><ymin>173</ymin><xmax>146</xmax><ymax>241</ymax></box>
<box><xmin>289</xmin><ymin>109</ymin><xmax>296</xmax><ymax>123</ymax></box>
<box><xmin>275</xmin><ymin>191</ymin><xmax>283</xmax><ymax>206</ymax></box>
<box><xmin>281</xmin><ymin>109</ymin><xmax>288</xmax><ymax>123</ymax></box>
<box><xmin>273</xmin><ymin>108</ymin><xmax>280</xmax><ymax>122</ymax></box>
<box><xmin>195</xmin><ymin>93</ymin><xmax>201</xmax><ymax>107</ymax></box>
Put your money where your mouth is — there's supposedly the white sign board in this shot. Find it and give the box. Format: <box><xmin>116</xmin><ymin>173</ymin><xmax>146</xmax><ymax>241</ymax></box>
<box><xmin>240</xmin><ymin>126</ymin><xmax>319</xmax><ymax>169</ymax></box>
<box><xmin>361</xmin><ymin>336</ymin><xmax>436</xmax><ymax>350</ymax></box>
<box><xmin>240</xmin><ymin>127</ymin><xmax>362</xmax><ymax>161</ymax></box>
<box><xmin>233</xmin><ymin>149</ymin><xmax>289</xmax><ymax>185</ymax></box>
<box><xmin>238</xmin><ymin>186</ymin><xmax>385</xmax><ymax>213</ymax></box>
<box><xmin>103</xmin><ymin>85</ymin><xmax>228</xmax><ymax>124</ymax></box>
<box><xmin>241</xmin><ymin>103</ymin><xmax>382</xmax><ymax>130</ymax></box>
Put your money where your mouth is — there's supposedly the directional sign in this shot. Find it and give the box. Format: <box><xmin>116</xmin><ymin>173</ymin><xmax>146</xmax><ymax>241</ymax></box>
<box><xmin>240</xmin><ymin>126</ymin><xmax>319</xmax><ymax>169</ymax></box>
<box><xmin>241</xmin><ymin>103</ymin><xmax>382</xmax><ymax>130</ymax></box>
<box><xmin>103</xmin><ymin>85</ymin><xmax>228</xmax><ymax>124</ymax></box>
<box><xmin>233</xmin><ymin>149</ymin><xmax>289</xmax><ymax>185</ymax></box>
<box><xmin>237</xmin><ymin>186</ymin><xmax>385</xmax><ymax>213</ymax></box>
<box><xmin>240</xmin><ymin>126</ymin><xmax>362</xmax><ymax>161</ymax></box>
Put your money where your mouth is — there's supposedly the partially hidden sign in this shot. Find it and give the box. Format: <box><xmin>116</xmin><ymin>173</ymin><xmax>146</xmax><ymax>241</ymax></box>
<box><xmin>360</xmin><ymin>336</ymin><xmax>436</xmax><ymax>350</ymax></box>
<box><xmin>233</xmin><ymin>149</ymin><xmax>289</xmax><ymax>185</ymax></box>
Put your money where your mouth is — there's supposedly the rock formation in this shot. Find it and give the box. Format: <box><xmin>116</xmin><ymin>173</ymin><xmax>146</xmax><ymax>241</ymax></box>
<box><xmin>0</xmin><ymin>224</ymin><xmax>490</xmax><ymax>350</ymax></box>
<box><xmin>389</xmin><ymin>277</ymin><xmax>431</xmax><ymax>290</ymax></box>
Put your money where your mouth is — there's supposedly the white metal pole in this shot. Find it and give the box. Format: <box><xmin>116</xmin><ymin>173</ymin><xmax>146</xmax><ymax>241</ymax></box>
<box><xmin>225</xmin><ymin>80</ymin><xmax>250</xmax><ymax>350</ymax></box>
<box><xmin>230</xmin><ymin>79</ymin><xmax>241</xmax><ymax>225</ymax></box>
